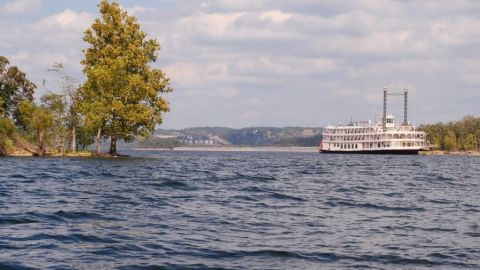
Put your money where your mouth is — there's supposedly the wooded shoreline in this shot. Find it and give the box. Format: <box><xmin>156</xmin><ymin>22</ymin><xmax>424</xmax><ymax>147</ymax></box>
<box><xmin>2</xmin><ymin>147</ymin><xmax>479</xmax><ymax>157</ymax></box>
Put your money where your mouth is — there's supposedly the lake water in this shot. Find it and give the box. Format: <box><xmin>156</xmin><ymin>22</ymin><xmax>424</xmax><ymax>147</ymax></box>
<box><xmin>1</xmin><ymin>151</ymin><xmax>479</xmax><ymax>269</ymax></box>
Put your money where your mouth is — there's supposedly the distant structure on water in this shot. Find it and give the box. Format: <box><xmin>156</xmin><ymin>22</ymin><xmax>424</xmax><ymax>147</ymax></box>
<box><xmin>319</xmin><ymin>87</ymin><xmax>428</xmax><ymax>155</ymax></box>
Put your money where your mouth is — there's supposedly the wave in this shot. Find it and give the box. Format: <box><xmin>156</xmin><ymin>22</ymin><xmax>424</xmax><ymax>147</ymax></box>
<box><xmin>54</xmin><ymin>210</ymin><xmax>102</xmax><ymax>219</ymax></box>
<box><xmin>145</xmin><ymin>179</ymin><xmax>195</xmax><ymax>190</ymax></box>
<box><xmin>270</xmin><ymin>192</ymin><xmax>305</xmax><ymax>202</ymax></box>
<box><xmin>9</xmin><ymin>174</ymin><xmax>28</xmax><ymax>179</ymax></box>
<box><xmin>0</xmin><ymin>217</ymin><xmax>39</xmax><ymax>226</ymax></box>
<box><xmin>117</xmin><ymin>263</ymin><xmax>234</xmax><ymax>270</ymax></box>
<box><xmin>326</xmin><ymin>200</ymin><xmax>425</xmax><ymax>212</ymax></box>
<box><xmin>0</xmin><ymin>262</ymin><xmax>38</xmax><ymax>270</ymax></box>
<box><xmin>17</xmin><ymin>233</ymin><xmax>117</xmax><ymax>244</ymax></box>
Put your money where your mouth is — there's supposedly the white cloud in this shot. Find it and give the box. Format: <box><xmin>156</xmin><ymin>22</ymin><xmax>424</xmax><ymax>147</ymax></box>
<box><xmin>38</xmin><ymin>9</ymin><xmax>93</xmax><ymax>31</ymax></box>
<box><xmin>260</xmin><ymin>10</ymin><xmax>292</xmax><ymax>23</ymax></box>
<box><xmin>461</xmin><ymin>73</ymin><xmax>480</xmax><ymax>86</ymax></box>
<box><xmin>176</xmin><ymin>12</ymin><xmax>246</xmax><ymax>39</ymax></box>
<box><xmin>1</xmin><ymin>0</ymin><xmax>41</xmax><ymax>14</ymax></box>
<box><xmin>165</xmin><ymin>61</ymin><xmax>230</xmax><ymax>88</ymax></box>
<box><xmin>429</xmin><ymin>17</ymin><xmax>480</xmax><ymax>46</ymax></box>
<box><xmin>183</xmin><ymin>86</ymin><xmax>238</xmax><ymax>99</ymax></box>
<box><xmin>8</xmin><ymin>51</ymin><xmax>30</xmax><ymax>62</ymax></box>
<box><xmin>124</xmin><ymin>5</ymin><xmax>156</xmax><ymax>15</ymax></box>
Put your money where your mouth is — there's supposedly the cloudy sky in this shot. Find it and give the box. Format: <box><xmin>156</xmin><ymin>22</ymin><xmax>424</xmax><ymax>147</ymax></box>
<box><xmin>1</xmin><ymin>0</ymin><xmax>479</xmax><ymax>129</ymax></box>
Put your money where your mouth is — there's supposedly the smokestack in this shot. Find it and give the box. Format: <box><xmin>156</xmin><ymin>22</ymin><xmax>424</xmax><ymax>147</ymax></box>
<box><xmin>383</xmin><ymin>86</ymin><xmax>387</xmax><ymax>129</ymax></box>
<box><xmin>403</xmin><ymin>87</ymin><xmax>408</xmax><ymax>125</ymax></box>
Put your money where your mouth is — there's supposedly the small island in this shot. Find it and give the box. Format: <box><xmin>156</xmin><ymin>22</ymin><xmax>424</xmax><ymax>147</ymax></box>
<box><xmin>0</xmin><ymin>0</ymin><xmax>171</xmax><ymax>157</ymax></box>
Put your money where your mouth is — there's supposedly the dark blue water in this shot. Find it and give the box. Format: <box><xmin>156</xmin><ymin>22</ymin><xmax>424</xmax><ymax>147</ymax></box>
<box><xmin>1</xmin><ymin>151</ymin><xmax>479</xmax><ymax>269</ymax></box>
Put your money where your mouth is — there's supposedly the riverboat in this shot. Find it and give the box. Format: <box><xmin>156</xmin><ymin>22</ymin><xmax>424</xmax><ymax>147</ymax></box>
<box><xmin>319</xmin><ymin>87</ymin><xmax>427</xmax><ymax>155</ymax></box>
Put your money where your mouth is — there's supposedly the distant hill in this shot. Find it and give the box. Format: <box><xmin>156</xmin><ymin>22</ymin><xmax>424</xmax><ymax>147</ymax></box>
<box><xmin>141</xmin><ymin>126</ymin><xmax>323</xmax><ymax>148</ymax></box>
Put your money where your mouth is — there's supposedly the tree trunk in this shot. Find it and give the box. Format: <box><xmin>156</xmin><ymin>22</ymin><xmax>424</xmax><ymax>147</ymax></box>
<box><xmin>39</xmin><ymin>129</ymin><xmax>46</xmax><ymax>156</ymax></box>
<box><xmin>109</xmin><ymin>135</ymin><xmax>117</xmax><ymax>156</ymax></box>
<box><xmin>0</xmin><ymin>143</ymin><xmax>6</xmax><ymax>156</ymax></box>
<box><xmin>71</xmin><ymin>126</ymin><xmax>76</xmax><ymax>152</ymax></box>
<box><xmin>95</xmin><ymin>127</ymin><xmax>102</xmax><ymax>155</ymax></box>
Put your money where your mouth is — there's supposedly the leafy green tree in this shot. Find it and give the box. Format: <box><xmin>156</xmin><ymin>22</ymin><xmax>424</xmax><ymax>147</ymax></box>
<box><xmin>16</xmin><ymin>101</ymin><xmax>53</xmax><ymax>156</ymax></box>
<box><xmin>41</xmin><ymin>92</ymin><xmax>68</xmax><ymax>153</ymax></box>
<box><xmin>76</xmin><ymin>124</ymin><xmax>95</xmax><ymax>150</ymax></box>
<box><xmin>79</xmin><ymin>0</ymin><xmax>172</xmax><ymax>155</ymax></box>
<box><xmin>444</xmin><ymin>130</ymin><xmax>457</xmax><ymax>152</ymax></box>
<box><xmin>0</xmin><ymin>56</ymin><xmax>36</xmax><ymax>120</ymax></box>
<box><xmin>79</xmin><ymin>97</ymin><xmax>108</xmax><ymax>155</ymax></box>
<box><xmin>48</xmin><ymin>62</ymin><xmax>81</xmax><ymax>151</ymax></box>
<box><xmin>0</xmin><ymin>117</ymin><xmax>16</xmax><ymax>156</ymax></box>
<box><xmin>15</xmin><ymin>100</ymin><xmax>36</xmax><ymax>132</ymax></box>
<box><xmin>464</xmin><ymin>133</ymin><xmax>476</xmax><ymax>151</ymax></box>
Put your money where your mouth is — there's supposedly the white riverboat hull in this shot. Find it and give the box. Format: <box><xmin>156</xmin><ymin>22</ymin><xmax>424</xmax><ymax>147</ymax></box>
<box><xmin>319</xmin><ymin>149</ymin><xmax>420</xmax><ymax>155</ymax></box>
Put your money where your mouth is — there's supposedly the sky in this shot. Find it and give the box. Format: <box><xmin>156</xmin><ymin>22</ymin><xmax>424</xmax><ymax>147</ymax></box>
<box><xmin>1</xmin><ymin>0</ymin><xmax>479</xmax><ymax>129</ymax></box>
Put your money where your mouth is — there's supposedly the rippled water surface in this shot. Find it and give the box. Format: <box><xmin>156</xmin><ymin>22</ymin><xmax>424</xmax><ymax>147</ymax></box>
<box><xmin>1</xmin><ymin>151</ymin><xmax>480</xmax><ymax>269</ymax></box>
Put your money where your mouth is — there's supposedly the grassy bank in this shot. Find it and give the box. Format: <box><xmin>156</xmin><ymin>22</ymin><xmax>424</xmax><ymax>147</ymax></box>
<box><xmin>6</xmin><ymin>149</ymin><xmax>95</xmax><ymax>157</ymax></box>
<box><xmin>420</xmin><ymin>150</ymin><xmax>480</xmax><ymax>156</ymax></box>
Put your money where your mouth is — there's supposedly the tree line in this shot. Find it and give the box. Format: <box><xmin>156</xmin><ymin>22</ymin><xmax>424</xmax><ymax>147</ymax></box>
<box><xmin>419</xmin><ymin>116</ymin><xmax>480</xmax><ymax>152</ymax></box>
<box><xmin>0</xmin><ymin>0</ymin><xmax>171</xmax><ymax>156</ymax></box>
